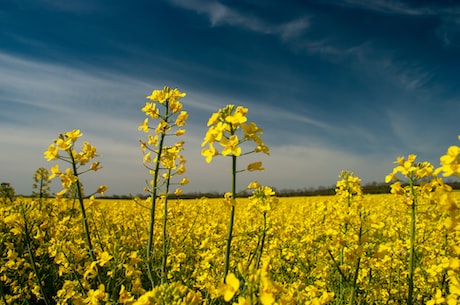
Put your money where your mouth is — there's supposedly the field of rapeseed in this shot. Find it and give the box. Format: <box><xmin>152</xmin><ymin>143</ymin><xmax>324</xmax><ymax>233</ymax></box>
<box><xmin>1</xmin><ymin>86</ymin><xmax>459</xmax><ymax>304</ymax></box>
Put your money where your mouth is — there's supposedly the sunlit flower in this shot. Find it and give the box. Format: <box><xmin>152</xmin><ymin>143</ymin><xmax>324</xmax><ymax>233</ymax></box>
<box><xmin>138</xmin><ymin>118</ymin><xmax>149</xmax><ymax>133</ymax></box>
<box><xmin>219</xmin><ymin>273</ymin><xmax>240</xmax><ymax>302</ymax></box>
<box><xmin>44</xmin><ymin>144</ymin><xmax>59</xmax><ymax>161</ymax></box>
<box><xmin>220</xmin><ymin>135</ymin><xmax>241</xmax><ymax>156</ymax></box>
<box><xmin>141</xmin><ymin>102</ymin><xmax>160</xmax><ymax>119</ymax></box>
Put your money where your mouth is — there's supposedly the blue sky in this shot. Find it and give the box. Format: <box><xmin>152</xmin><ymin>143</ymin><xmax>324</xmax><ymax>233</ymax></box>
<box><xmin>1</xmin><ymin>0</ymin><xmax>459</xmax><ymax>196</ymax></box>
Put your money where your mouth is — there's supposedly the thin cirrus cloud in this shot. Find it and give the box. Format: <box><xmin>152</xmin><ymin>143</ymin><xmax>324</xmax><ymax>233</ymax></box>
<box><xmin>334</xmin><ymin>0</ymin><xmax>460</xmax><ymax>16</ymax></box>
<box><xmin>168</xmin><ymin>0</ymin><xmax>309</xmax><ymax>41</ymax></box>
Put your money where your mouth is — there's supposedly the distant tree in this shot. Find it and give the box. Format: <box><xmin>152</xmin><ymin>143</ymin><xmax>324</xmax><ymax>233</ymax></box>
<box><xmin>0</xmin><ymin>182</ymin><xmax>15</xmax><ymax>204</ymax></box>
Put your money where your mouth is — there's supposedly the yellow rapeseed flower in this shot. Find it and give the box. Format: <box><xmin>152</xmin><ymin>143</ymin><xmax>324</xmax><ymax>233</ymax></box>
<box><xmin>219</xmin><ymin>273</ymin><xmax>240</xmax><ymax>302</ymax></box>
<box><xmin>141</xmin><ymin>102</ymin><xmax>159</xmax><ymax>119</ymax></box>
<box><xmin>138</xmin><ymin>118</ymin><xmax>149</xmax><ymax>133</ymax></box>
<box><xmin>44</xmin><ymin>144</ymin><xmax>59</xmax><ymax>161</ymax></box>
<box><xmin>247</xmin><ymin>161</ymin><xmax>264</xmax><ymax>171</ymax></box>
<box><xmin>64</xmin><ymin>129</ymin><xmax>82</xmax><ymax>142</ymax></box>
<box><xmin>220</xmin><ymin>135</ymin><xmax>241</xmax><ymax>156</ymax></box>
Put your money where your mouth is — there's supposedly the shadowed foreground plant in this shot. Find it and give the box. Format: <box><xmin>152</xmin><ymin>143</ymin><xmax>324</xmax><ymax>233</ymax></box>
<box><xmin>44</xmin><ymin>129</ymin><xmax>107</xmax><ymax>263</ymax></box>
<box><xmin>202</xmin><ymin>104</ymin><xmax>269</xmax><ymax>281</ymax></box>
<box><xmin>138</xmin><ymin>86</ymin><xmax>189</xmax><ymax>287</ymax></box>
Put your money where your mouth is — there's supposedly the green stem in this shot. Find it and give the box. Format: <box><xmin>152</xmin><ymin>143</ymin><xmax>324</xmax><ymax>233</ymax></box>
<box><xmin>70</xmin><ymin>152</ymin><xmax>96</xmax><ymax>262</ymax></box>
<box><xmin>327</xmin><ymin>249</ymin><xmax>347</xmax><ymax>282</ymax></box>
<box><xmin>38</xmin><ymin>177</ymin><xmax>44</xmax><ymax>210</ymax></box>
<box><xmin>407</xmin><ymin>177</ymin><xmax>417</xmax><ymax>305</ymax></box>
<box><xmin>146</xmin><ymin>101</ymin><xmax>169</xmax><ymax>288</ymax></box>
<box><xmin>224</xmin><ymin>154</ymin><xmax>237</xmax><ymax>279</ymax></box>
<box><xmin>161</xmin><ymin>169</ymin><xmax>172</xmax><ymax>284</ymax></box>
<box><xmin>349</xmin><ymin>219</ymin><xmax>363</xmax><ymax>305</ymax></box>
<box><xmin>146</xmin><ymin>131</ymin><xmax>166</xmax><ymax>287</ymax></box>
<box><xmin>256</xmin><ymin>211</ymin><xmax>267</xmax><ymax>269</ymax></box>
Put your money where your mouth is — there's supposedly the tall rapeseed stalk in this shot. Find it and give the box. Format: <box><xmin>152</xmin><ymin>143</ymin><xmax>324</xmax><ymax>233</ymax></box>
<box><xmin>138</xmin><ymin>86</ymin><xmax>189</xmax><ymax>287</ymax></box>
<box><xmin>201</xmin><ymin>104</ymin><xmax>269</xmax><ymax>281</ymax></box>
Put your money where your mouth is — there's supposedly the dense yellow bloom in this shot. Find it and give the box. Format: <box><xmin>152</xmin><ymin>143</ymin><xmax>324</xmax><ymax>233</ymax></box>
<box><xmin>169</xmin><ymin>100</ymin><xmax>183</xmax><ymax>113</ymax></box>
<box><xmin>386</xmin><ymin>154</ymin><xmax>434</xmax><ymax>182</ymax></box>
<box><xmin>207</xmin><ymin>112</ymin><xmax>220</xmax><ymax>126</ymax></box>
<box><xmin>84</xmin><ymin>284</ymin><xmax>108</xmax><ymax>304</ymax></box>
<box><xmin>44</xmin><ymin>144</ymin><xmax>59</xmax><ymax>161</ymax></box>
<box><xmin>97</xmin><ymin>251</ymin><xmax>113</xmax><ymax>267</ymax></box>
<box><xmin>141</xmin><ymin>102</ymin><xmax>160</xmax><ymax>119</ymax></box>
<box><xmin>175</xmin><ymin>111</ymin><xmax>188</xmax><ymax>127</ymax></box>
<box><xmin>225</xmin><ymin>108</ymin><xmax>247</xmax><ymax>126</ymax></box>
<box><xmin>248</xmin><ymin>183</ymin><xmax>278</xmax><ymax>213</ymax></box>
<box><xmin>146</xmin><ymin>86</ymin><xmax>186</xmax><ymax>104</ymax></box>
<box><xmin>242</xmin><ymin>122</ymin><xmax>263</xmax><ymax>144</ymax></box>
<box><xmin>64</xmin><ymin>129</ymin><xmax>82</xmax><ymax>142</ymax></box>
<box><xmin>437</xmin><ymin>139</ymin><xmax>460</xmax><ymax>177</ymax></box>
<box><xmin>201</xmin><ymin>123</ymin><xmax>225</xmax><ymax>147</ymax></box>
<box><xmin>60</xmin><ymin>168</ymin><xmax>77</xmax><ymax>189</ymax></box>
<box><xmin>221</xmin><ymin>135</ymin><xmax>241</xmax><ymax>156</ymax></box>
<box><xmin>202</xmin><ymin>104</ymin><xmax>268</xmax><ymax>162</ymax></box>
<box><xmin>335</xmin><ymin>170</ymin><xmax>363</xmax><ymax>200</ymax></box>
<box><xmin>146</xmin><ymin>89</ymin><xmax>167</xmax><ymax>103</ymax></box>
<box><xmin>119</xmin><ymin>285</ymin><xmax>135</xmax><ymax>304</ymax></box>
<box><xmin>82</xmin><ymin>141</ymin><xmax>97</xmax><ymax>159</ymax></box>
<box><xmin>155</xmin><ymin>120</ymin><xmax>170</xmax><ymax>135</ymax></box>
<box><xmin>219</xmin><ymin>273</ymin><xmax>240</xmax><ymax>302</ymax></box>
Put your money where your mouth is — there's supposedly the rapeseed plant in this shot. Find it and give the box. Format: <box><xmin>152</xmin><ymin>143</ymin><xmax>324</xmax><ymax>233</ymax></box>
<box><xmin>44</xmin><ymin>129</ymin><xmax>106</xmax><ymax>263</ymax></box>
<box><xmin>386</xmin><ymin>154</ymin><xmax>436</xmax><ymax>304</ymax></box>
<box><xmin>202</xmin><ymin>104</ymin><xmax>269</xmax><ymax>281</ymax></box>
<box><xmin>138</xmin><ymin>86</ymin><xmax>189</xmax><ymax>286</ymax></box>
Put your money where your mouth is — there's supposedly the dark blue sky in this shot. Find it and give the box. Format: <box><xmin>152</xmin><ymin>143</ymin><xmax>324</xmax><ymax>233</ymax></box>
<box><xmin>1</xmin><ymin>0</ymin><xmax>459</xmax><ymax>195</ymax></box>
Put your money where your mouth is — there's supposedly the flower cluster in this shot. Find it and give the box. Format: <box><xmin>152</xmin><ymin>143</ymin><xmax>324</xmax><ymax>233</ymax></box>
<box><xmin>335</xmin><ymin>170</ymin><xmax>363</xmax><ymax>203</ymax></box>
<box><xmin>436</xmin><ymin>135</ymin><xmax>460</xmax><ymax>177</ymax></box>
<box><xmin>139</xmin><ymin>86</ymin><xmax>189</xmax><ymax>195</ymax></box>
<box><xmin>247</xmin><ymin>182</ymin><xmax>278</xmax><ymax>214</ymax></box>
<box><xmin>44</xmin><ymin>129</ymin><xmax>106</xmax><ymax>198</ymax></box>
<box><xmin>385</xmin><ymin>154</ymin><xmax>434</xmax><ymax>198</ymax></box>
<box><xmin>201</xmin><ymin>104</ymin><xmax>269</xmax><ymax>164</ymax></box>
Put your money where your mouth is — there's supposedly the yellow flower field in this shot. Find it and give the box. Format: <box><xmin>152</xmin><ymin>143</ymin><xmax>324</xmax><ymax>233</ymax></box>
<box><xmin>1</xmin><ymin>192</ymin><xmax>459</xmax><ymax>304</ymax></box>
<box><xmin>1</xmin><ymin>86</ymin><xmax>459</xmax><ymax>304</ymax></box>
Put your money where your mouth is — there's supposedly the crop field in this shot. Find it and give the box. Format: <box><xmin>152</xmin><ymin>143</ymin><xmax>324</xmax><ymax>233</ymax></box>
<box><xmin>1</xmin><ymin>192</ymin><xmax>460</xmax><ymax>305</ymax></box>
<box><xmin>1</xmin><ymin>87</ymin><xmax>459</xmax><ymax>304</ymax></box>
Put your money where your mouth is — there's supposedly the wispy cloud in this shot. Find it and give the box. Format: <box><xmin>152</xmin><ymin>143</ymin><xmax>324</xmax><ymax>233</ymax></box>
<box><xmin>168</xmin><ymin>0</ymin><xmax>309</xmax><ymax>41</ymax></box>
<box><xmin>334</xmin><ymin>0</ymin><xmax>460</xmax><ymax>16</ymax></box>
<box><xmin>0</xmin><ymin>51</ymin><xmax>154</xmax><ymax>194</ymax></box>
<box><xmin>332</xmin><ymin>0</ymin><xmax>460</xmax><ymax>47</ymax></box>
